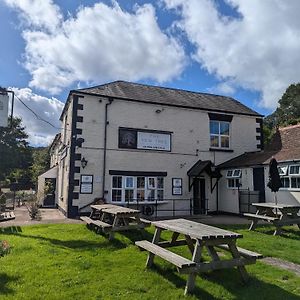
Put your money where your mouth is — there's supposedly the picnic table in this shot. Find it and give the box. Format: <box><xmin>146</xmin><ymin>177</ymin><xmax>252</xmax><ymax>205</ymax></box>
<box><xmin>135</xmin><ymin>218</ymin><xmax>262</xmax><ymax>295</ymax></box>
<box><xmin>244</xmin><ymin>203</ymin><xmax>300</xmax><ymax>235</ymax></box>
<box><xmin>80</xmin><ymin>204</ymin><xmax>150</xmax><ymax>239</ymax></box>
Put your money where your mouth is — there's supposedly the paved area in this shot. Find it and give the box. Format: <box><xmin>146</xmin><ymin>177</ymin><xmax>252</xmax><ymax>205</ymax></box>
<box><xmin>0</xmin><ymin>206</ymin><xmax>81</xmax><ymax>227</ymax></box>
<box><xmin>262</xmin><ymin>257</ymin><xmax>300</xmax><ymax>276</ymax></box>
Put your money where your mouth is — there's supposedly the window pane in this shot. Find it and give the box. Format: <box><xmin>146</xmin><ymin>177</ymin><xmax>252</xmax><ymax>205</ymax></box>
<box><xmin>147</xmin><ymin>190</ymin><xmax>155</xmax><ymax>200</ymax></box>
<box><xmin>290</xmin><ymin>165</ymin><xmax>300</xmax><ymax>175</ymax></box>
<box><xmin>233</xmin><ymin>169</ymin><xmax>241</xmax><ymax>177</ymax></box>
<box><xmin>210</xmin><ymin>121</ymin><xmax>219</xmax><ymax>134</ymax></box>
<box><xmin>112</xmin><ymin>176</ymin><xmax>122</xmax><ymax>188</ymax></box>
<box><xmin>210</xmin><ymin>135</ymin><xmax>219</xmax><ymax>147</ymax></box>
<box><xmin>157</xmin><ymin>190</ymin><xmax>164</xmax><ymax>200</ymax></box>
<box><xmin>221</xmin><ymin>136</ymin><xmax>229</xmax><ymax>148</ymax></box>
<box><xmin>220</xmin><ymin>122</ymin><xmax>229</xmax><ymax>135</ymax></box>
<box><xmin>137</xmin><ymin>190</ymin><xmax>145</xmax><ymax>201</ymax></box>
<box><xmin>235</xmin><ymin>179</ymin><xmax>240</xmax><ymax>187</ymax></box>
<box><xmin>125</xmin><ymin>177</ymin><xmax>134</xmax><ymax>189</ymax></box>
<box><xmin>125</xmin><ymin>190</ymin><xmax>134</xmax><ymax>202</ymax></box>
<box><xmin>228</xmin><ymin>179</ymin><xmax>234</xmax><ymax>188</ymax></box>
<box><xmin>157</xmin><ymin>177</ymin><xmax>164</xmax><ymax>189</ymax></box>
<box><xmin>226</xmin><ymin>170</ymin><xmax>233</xmax><ymax>177</ymax></box>
<box><xmin>148</xmin><ymin>177</ymin><xmax>156</xmax><ymax>189</ymax></box>
<box><xmin>281</xmin><ymin>177</ymin><xmax>290</xmax><ymax>188</ymax></box>
<box><xmin>137</xmin><ymin>177</ymin><xmax>145</xmax><ymax>188</ymax></box>
<box><xmin>112</xmin><ymin>189</ymin><xmax>122</xmax><ymax>202</ymax></box>
<box><xmin>291</xmin><ymin>177</ymin><xmax>300</xmax><ymax>188</ymax></box>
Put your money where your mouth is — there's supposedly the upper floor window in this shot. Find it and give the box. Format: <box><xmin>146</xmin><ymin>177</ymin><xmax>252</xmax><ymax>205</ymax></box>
<box><xmin>210</xmin><ymin>120</ymin><xmax>230</xmax><ymax>149</ymax></box>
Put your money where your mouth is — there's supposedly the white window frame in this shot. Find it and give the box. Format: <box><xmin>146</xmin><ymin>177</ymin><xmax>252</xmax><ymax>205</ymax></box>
<box><xmin>279</xmin><ymin>163</ymin><xmax>300</xmax><ymax>191</ymax></box>
<box><xmin>278</xmin><ymin>166</ymin><xmax>288</xmax><ymax>176</ymax></box>
<box><xmin>210</xmin><ymin>120</ymin><xmax>230</xmax><ymax>149</ymax></box>
<box><xmin>111</xmin><ymin>176</ymin><xmax>164</xmax><ymax>203</ymax></box>
<box><xmin>226</xmin><ymin>169</ymin><xmax>242</xmax><ymax>189</ymax></box>
<box><xmin>226</xmin><ymin>169</ymin><xmax>241</xmax><ymax>178</ymax></box>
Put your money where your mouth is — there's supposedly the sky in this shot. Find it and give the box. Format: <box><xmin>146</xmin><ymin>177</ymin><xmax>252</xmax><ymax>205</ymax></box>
<box><xmin>1</xmin><ymin>0</ymin><xmax>300</xmax><ymax>146</ymax></box>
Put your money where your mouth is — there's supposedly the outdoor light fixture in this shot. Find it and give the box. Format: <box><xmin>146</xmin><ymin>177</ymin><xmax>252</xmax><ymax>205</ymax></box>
<box><xmin>81</xmin><ymin>157</ymin><xmax>88</xmax><ymax>169</ymax></box>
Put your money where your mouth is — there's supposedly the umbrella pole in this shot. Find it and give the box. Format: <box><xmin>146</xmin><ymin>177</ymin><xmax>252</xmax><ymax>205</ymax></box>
<box><xmin>274</xmin><ymin>192</ymin><xmax>278</xmax><ymax>216</ymax></box>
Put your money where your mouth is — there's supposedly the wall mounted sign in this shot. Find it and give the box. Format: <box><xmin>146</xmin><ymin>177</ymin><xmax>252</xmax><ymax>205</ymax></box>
<box><xmin>119</xmin><ymin>128</ymin><xmax>171</xmax><ymax>152</ymax></box>
<box><xmin>80</xmin><ymin>175</ymin><xmax>93</xmax><ymax>194</ymax></box>
<box><xmin>172</xmin><ymin>178</ymin><xmax>182</xmax><ymax>195</ymax></box>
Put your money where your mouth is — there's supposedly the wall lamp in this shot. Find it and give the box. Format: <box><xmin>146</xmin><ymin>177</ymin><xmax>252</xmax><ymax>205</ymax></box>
<box><xmin>81</xmin><ymin>157</ymin><xmax>88</xmax><ymax>169</ymax></box>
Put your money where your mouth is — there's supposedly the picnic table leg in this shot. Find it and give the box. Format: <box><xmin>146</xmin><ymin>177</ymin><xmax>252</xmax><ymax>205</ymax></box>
<box><xmin>184</xmin><ymin>235</ymin><xmax>195</xmax><ymax>254</ymax></box>
<box><xmin>146</xmin><ymin>228</ymin><xmax>162</xmax><ymax>268</ymax></box>
<box><xmin>249</xmin><ymin>220</ymin><xmax>258</xmax><ymax>231</ymax></box>
<box><xmin>206</xmin><ymin>246</ymin><xmax>220</xmax><ymax>261</ymax></box>
<box><xmin>228</xmin><ymin>241</ymin><xmax>249</xmax><ymax>283</ymax></box>
<box><xmin>109</xmin><ymin>215</ymin><xmax>120</xmax><ymax>240</ymax></box>
<box><xmin>184</xmin><ymin>239</ymin><xmax>203</xmax><ymax>295</ymax></box>
<box><xmin>273</xmin><ymin>224</ymin><xmax>282</xmax><ymax>236</ymax></box>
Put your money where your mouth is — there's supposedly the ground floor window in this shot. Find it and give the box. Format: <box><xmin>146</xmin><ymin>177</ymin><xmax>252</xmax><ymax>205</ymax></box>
<box><xmin>279</xmin><ymin>163</ymin><xmax>300</xmax><ymax>190</ymax></box>
<box><xmin>226</xmin><ymin>169</ymin><xmax>242</xmax><ymax>189</ymax></box>
<box><xmin>111</xmin><ymin>176</ymin><xmax>164</xmax><ymax>202</ymax></box>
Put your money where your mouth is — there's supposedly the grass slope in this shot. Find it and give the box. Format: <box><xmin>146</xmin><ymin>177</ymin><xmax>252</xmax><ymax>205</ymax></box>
<box><xmin>0</xmin><ymin>224</ymin><xmax>299</xmax><ymax>299</ymax></box>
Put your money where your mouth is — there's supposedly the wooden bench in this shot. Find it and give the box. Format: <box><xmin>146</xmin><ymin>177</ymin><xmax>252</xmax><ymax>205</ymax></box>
<box><xmin>135</xmin><ymin>240</ymin><xmax>196</xmax><ymax>272</ymax></box>
<box><xmin>244</xmin><ymin>213</ymin><xmax>278</xmax><ymax>222</ymax></box>
<box><xmin>0</xmin><ymin>211</ymin><xmax>15</xmax><ymax>222</ymax></box>
<box><xmin>80</xmin><ymin>216</ymin><xmax>112</xmax><ymax>232</ymax></box>
<box><xmin>217</xmin><ymin>244</ymin><xmax>263</xmax><ymax>259</ymax></box>
<box><xmin>80</xmin><ymin>216</ymin><xmax>94</xmax><ymax>225</ymax></box>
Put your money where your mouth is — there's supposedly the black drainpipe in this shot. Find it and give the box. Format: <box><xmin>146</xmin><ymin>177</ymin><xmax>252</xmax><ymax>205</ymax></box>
<box><xmin>102</xmin><ymin>98</ymin><xmax>114</xmax><ymax>199</ymax></box>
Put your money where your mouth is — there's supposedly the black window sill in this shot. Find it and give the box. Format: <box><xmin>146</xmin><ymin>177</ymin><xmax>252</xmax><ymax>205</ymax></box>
<box><xmin>209</xmin><ymin>148</ymin><xmax>234</xmax><ymax>153</ymax></box>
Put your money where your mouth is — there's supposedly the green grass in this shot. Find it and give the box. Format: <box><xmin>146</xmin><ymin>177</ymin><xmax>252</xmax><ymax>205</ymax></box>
<box><xmin>0</xmin><ymin>223</ymin><xmax>299</xmax><ymax>300</ymax></box>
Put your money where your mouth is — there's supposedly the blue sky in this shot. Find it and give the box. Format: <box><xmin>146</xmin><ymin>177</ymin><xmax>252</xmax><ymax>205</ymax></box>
<box><xmin>1</xmin><ymin>0</ymin><xmax>300</xmax><ymax>145</ymax></box>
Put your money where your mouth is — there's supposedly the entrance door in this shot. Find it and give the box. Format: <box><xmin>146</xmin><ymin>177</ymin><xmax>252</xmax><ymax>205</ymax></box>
<box><xmin>193</xmin><ymin>178</ymin><xmax>206</xmax><ymax>214</ymax></box>
<box><xmin>44</xmin><ymin>178</ymin><xmax>56</xmax><ymax>207</ymax></box>
<box><xmin>253</xmin><ymin>167</ymin><xmax>265</xmax><ymax>202</ymax></box>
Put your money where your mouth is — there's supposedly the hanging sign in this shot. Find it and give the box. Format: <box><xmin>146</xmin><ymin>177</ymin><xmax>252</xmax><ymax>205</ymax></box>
<box><xmin>0</xmin><ymin>93</ymin><xmax>9</xmax><ymax>127</ymax></box>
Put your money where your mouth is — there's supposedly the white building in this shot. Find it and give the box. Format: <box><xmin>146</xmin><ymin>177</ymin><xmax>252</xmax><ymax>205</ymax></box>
<box><xmin>40</xmin><ymin>81</ymin><xmax>264</xmax><ymax>218</ymax></box>
<box><xmin>218</xmin><ymin>124</ymin><xmax>300</xmax><ymax>214</ymax></box>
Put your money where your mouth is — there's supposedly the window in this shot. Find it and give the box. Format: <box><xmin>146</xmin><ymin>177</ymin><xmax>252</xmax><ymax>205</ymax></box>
<box><xmin>210</xmin><ymin>121</ymin><xmax>230</xmax><ymax>148</ymax></box>
<box><xmin>226</xmin><ymin>169</ymin><xmax>242</xmax><ymax>189</ymax></box>
<box><xmin>111</xmin><ymin>176</ymin><xmax>164</xmax><ymax>202</ymax></box>
<box><xmin>279</xmin><ymin>163</ymin><xmax>300</xmax><ymax>190</ymax></box>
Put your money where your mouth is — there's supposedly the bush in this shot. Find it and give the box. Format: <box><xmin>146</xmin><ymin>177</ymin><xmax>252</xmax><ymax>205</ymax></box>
<box><xmin>0</xmin><ymin>240</ymin><xmax>10</xmax><ymax>257</ymax></box>
<box><xmin>26</xmin><ymin>199</ymin><xmax>41</xmax><ymax>220</ymax></box>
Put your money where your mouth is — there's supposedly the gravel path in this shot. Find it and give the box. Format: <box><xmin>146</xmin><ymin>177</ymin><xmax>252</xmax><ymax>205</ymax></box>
<box><xmin>262</xmin><ymin>257</ymin><xmax>300</xmax><ymax>276</ymax></box>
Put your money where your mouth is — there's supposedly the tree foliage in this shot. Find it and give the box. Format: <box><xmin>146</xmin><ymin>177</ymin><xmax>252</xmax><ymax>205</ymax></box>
<box><xmin>264</xmin><ymin>83</ymin><xmax>300</xmax><ymax>146</ymax></box>
<box><xmin>30</xmin><ymin>147</ymin><xmax>50</xmax><ymax>188</ymax></box>
<box><xmin>0</xmin><ymin>118</ymin><xmax>32</xmax><ymax>184</ymax></box>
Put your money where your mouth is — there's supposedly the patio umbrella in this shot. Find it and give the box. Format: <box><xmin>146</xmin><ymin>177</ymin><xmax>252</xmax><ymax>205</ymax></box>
<box><xmin>267</xmin><ymin>157</ymin><xmax>282</xmax><ymax>206</ymax></box>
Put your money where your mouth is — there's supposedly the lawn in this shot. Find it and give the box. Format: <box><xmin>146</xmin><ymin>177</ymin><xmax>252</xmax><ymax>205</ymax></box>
<box><xmin>0</xmin><ymin>223</ymin><xmax>299</xmax><ymax>300</ymax></box>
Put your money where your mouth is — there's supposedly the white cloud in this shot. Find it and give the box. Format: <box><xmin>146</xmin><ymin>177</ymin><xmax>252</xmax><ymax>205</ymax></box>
<box><xmin>5</xmin><ymin>1</ymin><xmax>186</xmax><ymax>94</ymax></box>
<box><xmin>10</xmin><ymin>87</ymin><xmax>63</xmax><ymax>146</ymax></box>
<box><xmin>165</xmin><ymin>0</ymin><xmax>300</xmax><ymax>109</ymax></box>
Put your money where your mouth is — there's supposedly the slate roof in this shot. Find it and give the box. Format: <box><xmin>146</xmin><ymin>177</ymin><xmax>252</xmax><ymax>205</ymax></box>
<box><xmin>75</xmin><ymin>81</ymin><xmax>261</xmax><ymax>117</ymax></box>
<box><xmin>218</xmin><ymin>124</ymin><xmax>300</xmax><ymax>168</ymax></box>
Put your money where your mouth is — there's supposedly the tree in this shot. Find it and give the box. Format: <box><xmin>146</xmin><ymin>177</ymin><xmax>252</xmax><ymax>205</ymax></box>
<box><xmin>264</xmin><ymin>83</ymin><xmax>300</xmax><ymax>146</ymax></box>
<box><xmin>30</xmin><ymin>147</ymin><xmax>50</xmax><ymax>188</ymax></box>
<box><xmin>0</xmin><ymin>117</ymin><xmax>32</xmax><ymax>184</ymax></box>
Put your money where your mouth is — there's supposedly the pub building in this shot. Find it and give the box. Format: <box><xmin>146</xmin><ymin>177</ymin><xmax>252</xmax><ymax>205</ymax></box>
<box><xmin>38</xmin><ymin>81</ymin><xmax>264</xmax><ymax>218</ymax></box>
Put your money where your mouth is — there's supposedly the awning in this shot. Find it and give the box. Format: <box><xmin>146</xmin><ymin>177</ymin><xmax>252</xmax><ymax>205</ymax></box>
<box><xmin>187</xmin><ymin>160</ymin><xmax>222</xmax><ymax>191</ymax></box>
<box><xmin>38</xmin><ymin>166</ymin><xmax>58</xmax><ymax>179</ymax></box>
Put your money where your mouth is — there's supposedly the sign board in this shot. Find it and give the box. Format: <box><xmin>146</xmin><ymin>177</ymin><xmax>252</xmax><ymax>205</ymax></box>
<box><xmin>172</xmin><ymin>178</ymin><xmax>182</xmax><ymax>195</ymax></box>
<box><xmin>0</xmin><ymin>93</ymin><xmax>9</xmax><ymax>127</ymax></box>
<box><xmin>137</xmin><ymin>132</ymin><xmax>171</xmax><ymax>151</ymax></box>
<box><xmin>80</xmin><ymin>175</ymin><xmax>93</xmax><ymax>194</ymax></box>
<box><xmin>119</xmin><ymin>128</ymin><xmax>171</xmax><ymax>152</ymax></box>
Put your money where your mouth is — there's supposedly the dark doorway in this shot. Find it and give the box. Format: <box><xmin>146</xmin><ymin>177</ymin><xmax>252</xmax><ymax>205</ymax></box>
<box><xmin>193</xmin><ymin>178</ymin><xmax>206</xmax><ymax>214</ymax></box>
<box><xmin>253</xmin><ymin>167</ymin><xmax>265</xmax><ymax>202</ymax></box>
<box><xmin>44</xmin><ymin>178</ymin><xmax>56</xmax><ymax>207</ymax></box>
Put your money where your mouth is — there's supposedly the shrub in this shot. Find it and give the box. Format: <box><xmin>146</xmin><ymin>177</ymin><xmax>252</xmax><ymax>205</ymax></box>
<box><xmin>26</xmin><ymin>199</ymin><xmax>41</xmax><ymax>220</ymax></box>
<box><xmin>0</xmin><ymin>240</ymin><xmax>10</xmax><ymax>257</ymax></box>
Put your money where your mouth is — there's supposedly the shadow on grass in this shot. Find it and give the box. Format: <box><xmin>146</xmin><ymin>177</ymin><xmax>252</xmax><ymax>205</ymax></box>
<box><xmin>0</xmin><ymin>226</ymin><xmax>127</xmax><ymax>250</ymax></box>
<box><xmin>254</xmin><ymin>226</ymin><xmax>300</xmax><ymax>240</ymax></box>
<box><xmin>0</xmin><ymin>226</ymin><xmax>22</xmax><ymax>234</ymax></box>
<box><xmin>121</xmin><ymin>229</ymin><xmax>155</xmax><ymax>244</ymax></box>
<box><xmin>151</xmin><ymin>264</ymin><xmax>300</xmax><ymax>299</ymax></box>
<box><xmin>0</xmin><ymin>273</ymin><xmax>20</xmax><ymax>295</ymax></box>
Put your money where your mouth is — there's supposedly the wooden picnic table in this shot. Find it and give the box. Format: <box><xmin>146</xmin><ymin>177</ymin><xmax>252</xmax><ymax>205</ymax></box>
<box><xmin>135</xmin><ymin>218</ymin><xmax>262</xmax><ymax>295</ymax></box>
<box><xmin>81</xmin><ymin>204</ymin><xmax>149</xmax><ymax>239</ymax></box>
<box><xmin>244</xmin><ymin>202</ymin><xmax>300</xmax><ymax>235</ymax></box>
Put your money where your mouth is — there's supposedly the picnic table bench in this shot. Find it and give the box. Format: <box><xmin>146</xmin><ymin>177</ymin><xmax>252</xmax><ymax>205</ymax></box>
<box><xmin>80</xmin><ymin>204</ymin><xmax>149</xmax><ymax>239</ymax></box>
<box><xmin>244</xmin><ymin>203</ymin><xmax>300</xmax><ymax>235</ymax></box>
<box><xmin>135</xmin><ymin>218</ymin><xmax>262</xmax><ymax>295</ymax></box>
<box><xmin>0</xmin><ymin>211</ymin><xmax>15</xmax><ymax>222</ymax></box>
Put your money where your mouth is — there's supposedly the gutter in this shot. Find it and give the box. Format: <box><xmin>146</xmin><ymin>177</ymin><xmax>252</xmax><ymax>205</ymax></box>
<box><xmin>102</xmin><ymin>97</ymin><xmax>114</xmax><ymax>199</ymax></box>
